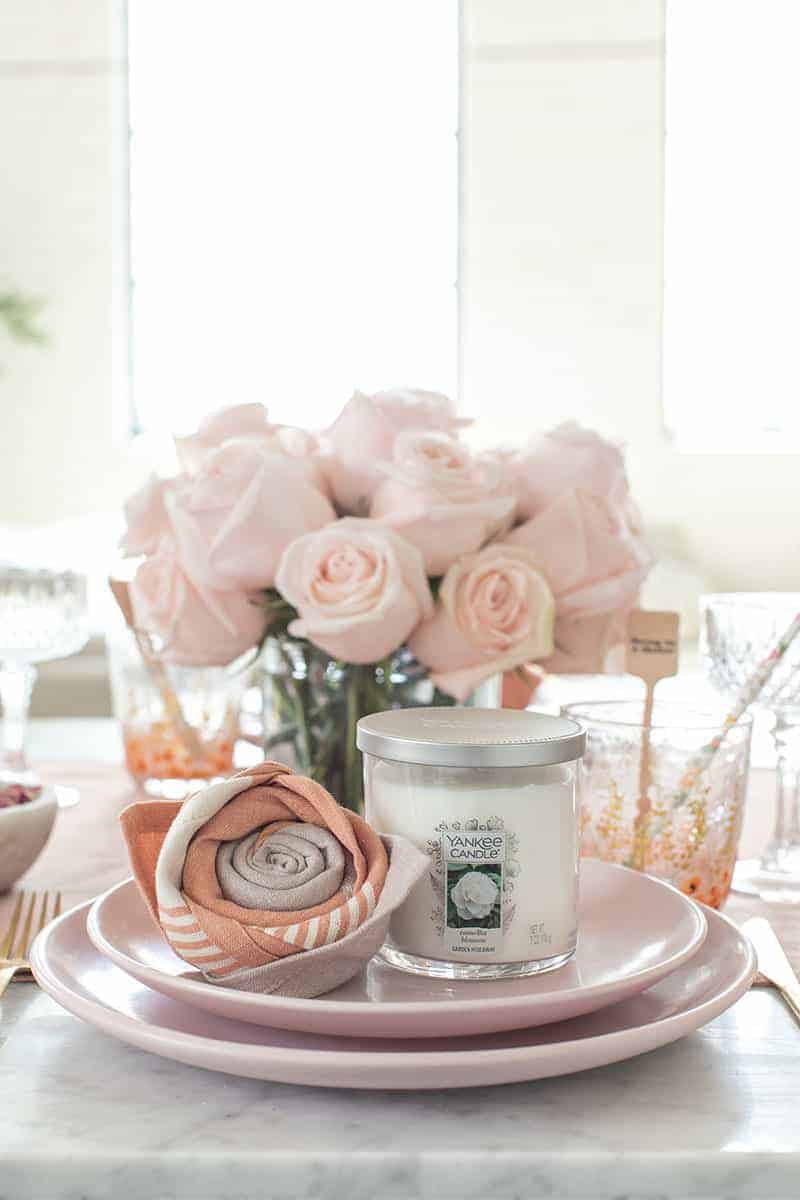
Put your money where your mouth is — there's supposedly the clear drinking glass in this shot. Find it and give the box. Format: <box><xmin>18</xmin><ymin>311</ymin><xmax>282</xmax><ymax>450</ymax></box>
<box><xmin>565</xmin><ymin>700</ymin><xmax>753</xmax><ymax>907</ymax></box>
<box><xmin>701</xmin><ymin>592</ymin><xmax>800</xmax><ymax>899</ymax></box>
<box><xmin>108</xmin><ymin>626</ymin><xmax>248</xmax><ymax>798</ymax></box>
<box><xmin>0</xmin><ymin>567</ymin><xmax>90</xmax><ymax>797</ymax></box>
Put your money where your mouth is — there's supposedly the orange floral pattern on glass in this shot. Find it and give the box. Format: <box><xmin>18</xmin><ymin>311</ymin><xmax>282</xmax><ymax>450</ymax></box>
<box><xmin>581</xmin><ymin>778</ymin><xmax>742</xmax><ymax>909</ymax></box>
<box><xmin>123</xmin><ymin>720</ymin><xmax>236</xmax><ymax>784</ymax></box>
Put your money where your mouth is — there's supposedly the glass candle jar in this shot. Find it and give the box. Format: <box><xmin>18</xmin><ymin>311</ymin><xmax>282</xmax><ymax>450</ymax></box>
<box><xmin>357</xmin><ymin>707</ymin><xmax>585</xmax><ymax>981</ymax></box>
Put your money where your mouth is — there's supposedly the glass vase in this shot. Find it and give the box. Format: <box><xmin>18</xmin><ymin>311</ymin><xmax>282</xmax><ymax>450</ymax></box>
<box><xmin>259</xmin><ymin>636</ymin><xmax>500</xmax><ymax>813</ymax></box>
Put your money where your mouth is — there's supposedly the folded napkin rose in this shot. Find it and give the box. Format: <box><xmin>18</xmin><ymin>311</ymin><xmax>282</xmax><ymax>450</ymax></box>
<box><xmin>120</xmin><ymin>762</ymin><xmax>427</xmax><ymax>997</ymax></box>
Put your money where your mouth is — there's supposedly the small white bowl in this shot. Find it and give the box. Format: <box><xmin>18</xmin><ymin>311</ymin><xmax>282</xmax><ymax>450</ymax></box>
<box><xmin>0</xmin><ymin>789</ymin><xmax>58</xmax><ymax>892</ymax></box>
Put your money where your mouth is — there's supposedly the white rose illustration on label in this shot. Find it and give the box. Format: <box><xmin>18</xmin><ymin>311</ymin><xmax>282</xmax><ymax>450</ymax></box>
<box><xmin>442</xmin><ymin>826</ymin><xmax>507</xmax><ymax>948</ymax></box>
<box><xmin>450</xmin><ymin>870</ymin><xmax>499</xmax><ymax>922</ymax></box>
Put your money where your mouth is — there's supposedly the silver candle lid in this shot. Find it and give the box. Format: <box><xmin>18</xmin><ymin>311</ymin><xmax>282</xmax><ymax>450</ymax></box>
<box><xmin>356</xmin><ymin>707</ymin><xmax>585</xmax><ymax>768</ymax></box>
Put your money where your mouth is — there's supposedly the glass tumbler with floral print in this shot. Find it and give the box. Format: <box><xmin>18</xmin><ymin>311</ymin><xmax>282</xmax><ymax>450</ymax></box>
<box><xmin>108</xmin><ymin>626</ymin><xmax>250</xmax><ymax>798</ymax></box>
<box><xmin>565</xmin><ymin>700</ymin><xmax>753</xmax><ymax>907</ymax></box>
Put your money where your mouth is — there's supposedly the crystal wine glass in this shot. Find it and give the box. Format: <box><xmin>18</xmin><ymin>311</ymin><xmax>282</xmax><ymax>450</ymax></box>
<box><xmin>0</xmin><ymin>567</ymin><xmax>90</xmax><ymax>800</ymax></box>
<box><xmin>700</xmin><ymin>592</ymin><xmax>800</xmax><ymax>900</ymax></box>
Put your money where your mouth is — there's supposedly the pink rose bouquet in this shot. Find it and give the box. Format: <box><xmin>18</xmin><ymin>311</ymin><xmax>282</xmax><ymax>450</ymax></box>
<box><xmin>118</xmin><ymin>394</ymin><xmax>651</xmax><ymax>810</ymax></box>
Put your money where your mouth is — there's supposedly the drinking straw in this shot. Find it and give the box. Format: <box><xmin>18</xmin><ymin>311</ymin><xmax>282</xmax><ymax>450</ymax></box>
<box><xmin>673</xmin><ymin>609</ymin><xmax>800</xmax><ymax>807</ymax></box>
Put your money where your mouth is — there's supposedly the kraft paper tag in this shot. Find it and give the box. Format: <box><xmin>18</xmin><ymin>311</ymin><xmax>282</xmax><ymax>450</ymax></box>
<box><xmin>625</xmin><ymin>609</ymin><xmax>680</xmax><ymax>687</ymax></box>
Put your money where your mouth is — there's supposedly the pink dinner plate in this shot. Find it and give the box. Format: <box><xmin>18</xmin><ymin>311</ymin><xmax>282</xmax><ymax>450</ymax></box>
<box><xmin>85</xmin><ymin>859</ymin><xmax>707</xmax><ymax>1039</ymax></box>
<box><xmin>31</xmin><ymin>900</ymin><xmax>754</xmax><ymax>1090</ymax></box>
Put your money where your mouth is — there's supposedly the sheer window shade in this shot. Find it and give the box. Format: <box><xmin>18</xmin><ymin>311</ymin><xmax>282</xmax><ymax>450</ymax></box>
<box><xmin>129</xmin><ymin>0</ymin><xmax>459</xmax><ymax>436</ymax></box>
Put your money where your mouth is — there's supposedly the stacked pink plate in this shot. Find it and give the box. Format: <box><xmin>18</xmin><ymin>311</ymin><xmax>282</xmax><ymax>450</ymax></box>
<box><xmin>30</xmin><ymin>858</ymin><xmax>755</xmax><ymax>1089</ymax></box>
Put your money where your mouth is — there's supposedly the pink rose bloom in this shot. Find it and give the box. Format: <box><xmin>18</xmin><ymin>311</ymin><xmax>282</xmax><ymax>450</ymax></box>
<box><xmin>120</xmin><ymin>475</ymin><xmax>173</xmax><ymax>557</ymax></box>
<box><xmin>275</xmin><ymin>518</ymin><xmax>433</xmax><ymax>663</ymax></box>
<box><xmin>168</xmin><ymin>442</ymin><xmax>335</xmax><ymax>592</ymax></box>
<box><xmin>130</xmin><ymin>541</ymin><xmax>268</xmax><ymax>667</ymax></box>
<box><xmin>507</xmin><ymin>489</ymin><xmax>651</xmax><ymax>619</ymax></box>
<box><xmin>323</xmin><ymin>388</ymin><xmax>469</xmax><ymax>513</ymax></box>
<box><xmin>513</xmin><ymin>422</ymin><xmax>630</xmax><ymax>520</ymax></box>
<box><xmin>476</xmin><ymin>446</ymin><xmax>519</xmax><ymax>532</ymax></box>
<box><xmin>545</xmin><ymin>611</ymin><xmax>630</xmax><ymax>675</ymax></box>
<box><xmin>370</xmin><ymin>431</ymin><xmax>515</xmax><ymax>576</ymax></box>
<box><xmin>223</xmin><ymin>425</ymin><xmax>331</xmax><ymax>494</ymax></box>
<box><xmin>409</xmin><ymin>545</ymin><xmax>555</xmax><ymax>701</ymax></box>
<box><xmin>173</xmin><ymin>403</ymin><xmax>272</xmax><ymax>473</ymax></box>
<box><xmin>176</xmin><ymin>403</ymin><xmax>330</xmax><ymax>494</ymax></box>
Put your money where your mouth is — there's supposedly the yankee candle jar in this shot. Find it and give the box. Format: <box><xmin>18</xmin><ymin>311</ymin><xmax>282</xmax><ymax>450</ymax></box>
<box><xmin>357</xmin><ymin>707</ymin><xmax>585</xmax><ymax>980</ymax></box>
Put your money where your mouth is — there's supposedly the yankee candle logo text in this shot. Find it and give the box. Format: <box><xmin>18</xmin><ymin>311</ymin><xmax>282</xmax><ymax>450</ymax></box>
<box><xmin>443</xmin><ymin>832</ymin><xmax>505</xmax><ymax>863</ymax></box>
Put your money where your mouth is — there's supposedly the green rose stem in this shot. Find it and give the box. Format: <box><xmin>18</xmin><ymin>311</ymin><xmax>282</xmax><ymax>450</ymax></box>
<box><xmin>339</xmin><ymin>659</ymin><xmax>396</xmax><ymax>812</ymax></box>
<box><xmin>261</xmin><ymin>637</ymin><xmax>462</xmax><ymax>813</ymax></box>
<box><xmin>277</xmin><ymin>643</ymin><xmax>313</xmax><ymax>773</ymax></box>
<box><xmin>342</xmin><ymin>667</ymin><xmax>361</xmax><ymax>813</ymax></box>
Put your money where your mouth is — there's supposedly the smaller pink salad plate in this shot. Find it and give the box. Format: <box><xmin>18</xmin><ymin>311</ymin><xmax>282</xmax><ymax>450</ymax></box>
<box><xmin>85</xmin><ymin>859</ymin><xmax>707</xmax><ymax>1039</ymax></box>
<box><xmin>31</xmin><ymin>900</ymin><xmax>754</xmax><ymax>1090</ymax></box>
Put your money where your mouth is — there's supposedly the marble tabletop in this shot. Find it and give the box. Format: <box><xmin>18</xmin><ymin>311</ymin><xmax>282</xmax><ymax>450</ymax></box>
<box><xmin>1</xmin><ymin>720</ymin><xmax>800</xmax><ymax>1200</ymax></box>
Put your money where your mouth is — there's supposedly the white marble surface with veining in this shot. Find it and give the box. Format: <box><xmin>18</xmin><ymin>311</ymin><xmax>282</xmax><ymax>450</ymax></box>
<box><xmin>1</xmin><ymin>720</ymin><xmax>799</xmax><ymax>1200</ymax></box>
<box><xmin>2</xmin><ymin>985</ymin><xmax>800</xmax><ymax>1200</ymax></box>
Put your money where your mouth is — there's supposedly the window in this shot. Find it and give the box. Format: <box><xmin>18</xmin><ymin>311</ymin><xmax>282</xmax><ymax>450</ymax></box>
<box><xmin>664</xmin><ymin>0</ymin><xmax>800</xmax><ymax>450</ymax></box>
<box><xmin>128</xmin><ymin>0</ymin><xmax>459</xmax><ymax>437</ymax></box>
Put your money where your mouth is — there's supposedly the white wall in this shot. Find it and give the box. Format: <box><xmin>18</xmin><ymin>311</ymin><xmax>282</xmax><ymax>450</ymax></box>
<box><xmin>0</xmin><ymin>0</ymin><xmax>138</xmax><ymax>529</ymax></box>
<box><xmin>462</xmin><ymin>0</ymin><xmax>800</xmax><ymax>592</ymax></box>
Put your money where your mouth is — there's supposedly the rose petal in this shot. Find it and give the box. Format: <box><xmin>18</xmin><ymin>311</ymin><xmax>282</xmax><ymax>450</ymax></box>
<box><xmin>276</xmin><ymin>518</ymin><xmax>433</xmax><ymax>663</ymax></box>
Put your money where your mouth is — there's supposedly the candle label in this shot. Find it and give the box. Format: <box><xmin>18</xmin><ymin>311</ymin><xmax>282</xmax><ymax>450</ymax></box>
<box><xmin>427</xmin><ymin>818</ymin><xmax>520</xmax><ymax>957</ymax></box>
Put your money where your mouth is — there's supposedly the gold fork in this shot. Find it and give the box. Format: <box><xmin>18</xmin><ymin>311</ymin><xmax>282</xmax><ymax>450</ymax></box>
<box><xmin>0</xmin><ymin>890</ymin><xmax>62</xmax><ymax>997</ymax></box>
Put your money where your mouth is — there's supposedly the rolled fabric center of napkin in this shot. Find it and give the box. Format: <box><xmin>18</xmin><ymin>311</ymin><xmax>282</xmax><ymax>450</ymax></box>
<box><xmin>216</xmin><ymin>822</ymin><xmax>346</xmax><ymax>911</ymax></box>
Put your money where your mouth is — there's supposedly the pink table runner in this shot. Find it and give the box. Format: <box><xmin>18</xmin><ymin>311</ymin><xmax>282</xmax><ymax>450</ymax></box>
<box><xmin>1</xmin><ymin>761</ymin><xmax>798</xmax><ymax>976</ymax></box>
<box><xmin>0</xmin><ymin>762</ymin><xmax>140</xmax><ymax>923</ymax></box>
